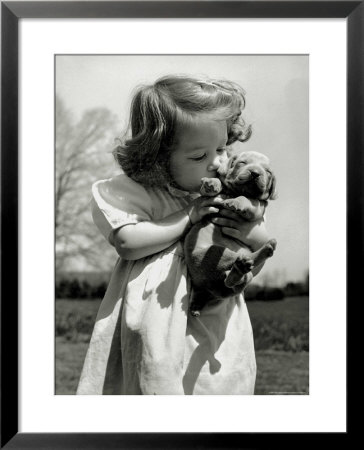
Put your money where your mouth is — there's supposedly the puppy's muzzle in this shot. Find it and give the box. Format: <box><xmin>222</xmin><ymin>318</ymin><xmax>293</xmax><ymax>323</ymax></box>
<box><xmin>236</xmin><ymin>165</ymin><xmax>265</xmax><ymax>183</ymax></box>
<box><xmin>249</xmin><ymin>170</ymin><xmax>260</xmax><ymax>179</ymax></box>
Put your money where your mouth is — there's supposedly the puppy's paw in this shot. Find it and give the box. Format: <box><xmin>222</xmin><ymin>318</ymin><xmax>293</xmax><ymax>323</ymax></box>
<box><xmin>265</xmin><ymin>239</ymin><xmax>277</xmax><ymax>257</ymax></box>
<box><xmin>236</xmin><ymin>256</ymin><xmax>254</xmax><ymax>274</ymax></box>
<box><xmin>224</xmin><ymin>257</ymin><xmax>253</xmax><ymax>288</ymax></box>
<box><xmin>190</xmin><ymin>308</ymin><xmax>201</xmax><ymax>317</ymax></box>
<box><xmin>200</xmin><ymin>178</ymin><xmax>222</xmax><ymax>196</ymax></box>
<box><xmin>222</xmin><ymin>198</ymin><xmax>245</xmax><ymax>213</ymax></box>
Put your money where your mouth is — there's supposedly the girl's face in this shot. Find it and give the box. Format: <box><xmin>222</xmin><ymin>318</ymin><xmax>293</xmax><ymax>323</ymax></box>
<box><xmin>169</xmin><ymin>119</ymin><xmax>228</xmax><ymax>192</ymax></box>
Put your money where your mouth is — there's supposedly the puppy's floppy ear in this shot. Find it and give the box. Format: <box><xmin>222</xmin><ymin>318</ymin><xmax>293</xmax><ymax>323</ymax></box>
<box><xmin>268</xmin><ymin>173</ymin><xmax>278</xmax><ymax>200</ymax></box>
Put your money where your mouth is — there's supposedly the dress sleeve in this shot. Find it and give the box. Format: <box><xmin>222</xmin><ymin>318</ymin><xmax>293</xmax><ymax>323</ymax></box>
<box><xmin>91</xmin><ymin>174</ymin><xmax>153</xmax><ymax>243</ymax></box>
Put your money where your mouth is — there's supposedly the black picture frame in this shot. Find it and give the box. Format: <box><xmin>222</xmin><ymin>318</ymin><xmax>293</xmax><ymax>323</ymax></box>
<box><xmin>1</xmin><ymin>1</ymin><xmax>360</xmax><ymax>448</ymax></box>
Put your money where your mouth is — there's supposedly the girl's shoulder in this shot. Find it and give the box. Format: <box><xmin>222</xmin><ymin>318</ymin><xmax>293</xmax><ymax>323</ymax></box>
<box><xmin>93</xmin><ymin>172</ymin><xmax>151</xmax><ymax>198</ymax></box>
<box><xmin>92</xmin><ymin>173</ymin><xmax>195</xmax><ymax>219</ymax></box>
<box><xmin>92</xmin><ymin>172</ymin><xmax>157</xmax><ymax>211</ymax></box>
<box><xmin>93</xmin><ymin>172</ymin><xmax>141</xmax><ymax>188</ymax></box>
<box><xmin>93</xmin><ymin>172</ymin><xmax>181</xmax><ymax>201</ymax></box>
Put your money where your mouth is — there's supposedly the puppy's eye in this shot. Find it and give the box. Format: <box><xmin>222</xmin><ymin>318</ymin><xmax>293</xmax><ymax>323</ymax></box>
<box><xmin>238</xmin><ymin>161</ymin><xmax>246</xmax><ymax>165</ymax></box>
<box><xmin>229</xmin><ymin>156</ymin><xmax>238</xmax><ymax>167</ymax></box>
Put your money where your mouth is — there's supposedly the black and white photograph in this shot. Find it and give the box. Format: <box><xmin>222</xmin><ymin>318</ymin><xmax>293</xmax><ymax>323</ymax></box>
<box><xmin>55</xmin><ymin>55</ymin><xmax>309</xmax><ymax>396</ymax></box>
<box><xmin>2</xmin><ymin>0</ymin><xmax>356</xmax><ymax>443</ymax></box>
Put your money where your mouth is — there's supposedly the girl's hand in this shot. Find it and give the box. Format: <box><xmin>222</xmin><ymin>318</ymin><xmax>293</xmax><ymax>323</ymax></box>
<box><xmin>186</xmin><ymin>196</ymin><xmax>224</xmax><ymax>225</ymax></box>
<box><xmin>211</xmin><ymin>208</ymin><xmax>269</xmax><ymax>251</ymax></box>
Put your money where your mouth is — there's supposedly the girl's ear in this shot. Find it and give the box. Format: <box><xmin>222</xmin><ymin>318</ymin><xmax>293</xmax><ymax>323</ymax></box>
<box><xmin>268</xmin><ymin>173</ymin><xmax>278</xmax><ymax>200</ymax></box>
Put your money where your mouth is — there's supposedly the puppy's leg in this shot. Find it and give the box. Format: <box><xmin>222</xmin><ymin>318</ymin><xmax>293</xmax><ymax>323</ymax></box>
<box><xmin>249</xmin><ymin>238</ymin><xmax>277</xmax><ymax>266</ymax></box>
<box><xmin>224</xmin><ymin>239</ymin><xmax>277</xmax><ymax>288</ymax></box>
<box><xmin>232</xmin><ymin>272</ymin><xmax>254</xmax><ymax>293</ymax></box>
<box><xmin>189</xmin><ymin>290</ymin><xmax>216</xmax><ymax>317</ymax></box>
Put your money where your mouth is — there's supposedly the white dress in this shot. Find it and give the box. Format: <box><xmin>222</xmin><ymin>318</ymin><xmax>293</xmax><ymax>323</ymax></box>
<box><xmin>77</xmin><ymin>173</ymin><xmax>256</xmax><ymax>395</ymax></box>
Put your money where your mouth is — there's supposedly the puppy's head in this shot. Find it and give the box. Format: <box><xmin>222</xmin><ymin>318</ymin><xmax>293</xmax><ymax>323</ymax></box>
<box><xmin>218</xmin><ymin>151</ymin><xmax>277</xmax><ymax>201</ymax></box>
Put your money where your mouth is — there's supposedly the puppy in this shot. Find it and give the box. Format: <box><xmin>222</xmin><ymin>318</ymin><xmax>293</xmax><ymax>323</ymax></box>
<box><xmin>184</xmin><ymin>151</ymin><xmax>277</xmax><ymax>316</ymax></box>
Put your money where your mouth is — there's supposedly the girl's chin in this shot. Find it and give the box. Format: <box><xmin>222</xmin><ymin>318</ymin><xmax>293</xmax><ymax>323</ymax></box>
<box><xmin>189</xmin><ymin>186</ymin><xmax>201</xmax><ymax>194</ymax></box>
<box><xmin>178</xmin><ymin>183</ymin><xmax>200</xmax><ymax>193</ymax></box>
<box><xmin>172</xmin><ymin>181</ymin><xmax>199</xmax><ymax>193</ymax></box>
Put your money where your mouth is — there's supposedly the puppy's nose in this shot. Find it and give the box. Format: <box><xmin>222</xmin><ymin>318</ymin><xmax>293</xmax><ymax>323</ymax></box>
<box><xmin>250</xmin><ymin>170</ymin><xmax>260</xmax><ymax>179</ymax></box>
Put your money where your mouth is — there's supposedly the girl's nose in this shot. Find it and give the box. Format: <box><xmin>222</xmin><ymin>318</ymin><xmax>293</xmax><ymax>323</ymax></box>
<box><xmin>208</xmin><ymin>156</ymin><xmax>222</xmax><ymax>172</ymax></box>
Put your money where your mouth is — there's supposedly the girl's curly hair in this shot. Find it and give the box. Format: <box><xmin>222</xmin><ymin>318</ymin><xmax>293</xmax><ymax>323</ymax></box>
<box><xmin>113</xmin><ymin>75</ymin><xmax>252</xmax><ymax>187</ymax></box>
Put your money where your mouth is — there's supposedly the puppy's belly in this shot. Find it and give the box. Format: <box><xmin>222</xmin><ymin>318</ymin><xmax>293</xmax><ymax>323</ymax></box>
<box><xmin>189</xmin><ymin>222</ymin><xmax>242</xmax><ymax>254</ymax></box>
<box><xmin>184</xmin><ymin>221</ymin><xmax>249</xmax><ymax>294</ymax></box>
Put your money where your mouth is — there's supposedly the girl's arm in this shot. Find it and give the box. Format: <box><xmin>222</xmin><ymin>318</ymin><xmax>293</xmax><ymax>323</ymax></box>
<box><xmin>113</xmin><ymin>196</ymin><xmax>224</xmax><ymax>260</ymax></box>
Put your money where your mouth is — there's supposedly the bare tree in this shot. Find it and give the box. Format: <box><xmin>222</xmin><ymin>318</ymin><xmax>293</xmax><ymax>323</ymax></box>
<box><xmin>55</xmin><ymin>95</ymin><xmax>120</xmax><ymax>272</ymax></box>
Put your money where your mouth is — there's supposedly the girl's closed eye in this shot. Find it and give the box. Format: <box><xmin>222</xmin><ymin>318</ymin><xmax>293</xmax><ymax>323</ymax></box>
<box><xmin>189</xmin><ymin>153</ymin><xmax>207</xmax><ymax>162</ymax></box>
<box><xmin>189</xmin><ymin>147</ymin><xmax>226</xmax><ymax>162</ymax></box>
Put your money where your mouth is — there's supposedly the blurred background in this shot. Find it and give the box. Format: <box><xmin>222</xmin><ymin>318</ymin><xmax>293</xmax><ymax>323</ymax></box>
<box><xmin>55</xmin><ymin>55</ymin><xmax>309</xmax><ymax>395</ymax></box>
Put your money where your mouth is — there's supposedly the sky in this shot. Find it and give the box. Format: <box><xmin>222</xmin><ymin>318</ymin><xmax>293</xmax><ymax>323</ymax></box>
<box><xmin>56</xmin><ymin>55</ymin><xmax>308</xmax><ymax>284</ymax></box>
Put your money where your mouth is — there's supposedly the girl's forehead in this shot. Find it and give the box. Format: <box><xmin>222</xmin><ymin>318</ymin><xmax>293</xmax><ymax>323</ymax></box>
<box><xmin>175</xmin><ymin>119</ymin><xmax>228</xmax><ymax>151</ymax></box>
<box><xmin>177</xmin><ymin>118</ymin><xmax>227</xmax><ymax>137</ymax></box>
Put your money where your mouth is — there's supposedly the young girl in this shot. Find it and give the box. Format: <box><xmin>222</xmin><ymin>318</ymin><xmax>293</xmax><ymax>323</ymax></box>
<box><xmin>77</xmin><ymin>75</ymin><xmax>270</xmax><ymax>395</ymax></box>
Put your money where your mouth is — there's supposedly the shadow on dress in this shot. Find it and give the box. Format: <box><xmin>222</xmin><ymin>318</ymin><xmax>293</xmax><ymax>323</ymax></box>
<box><xmin>102</xmin><ymin>304</ymin><xmax>123</xmax><ymax>394</ymax></box>
<box><xmin>100</xmin><ymin>241</ymin><xmax>236</xmax><ymax>395</ymax></box>
<box><xmin>152</xmin><ymin>239</ymin><xmax>237</xmax><ymax>394</ymax></box>
<box><xmin>182</xmin><ymin>299</ymin><xmax>235</xmax><ymax>395</ymax></box>
<box><xmin>153</xmin><ymin>243</ymin><xmax>189</xmax><ymax>313</ymax></box>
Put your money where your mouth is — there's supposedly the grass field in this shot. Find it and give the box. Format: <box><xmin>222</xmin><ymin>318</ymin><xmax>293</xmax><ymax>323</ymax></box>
<box><xmin>247</xmin><ymin>296</ymin><xmax>309</xmax><ymax>352</ymax></box>
<box><xmin>56</xmin><ymin>296</ymin><xmax>309</xmax><ymax>395</ymax></box>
